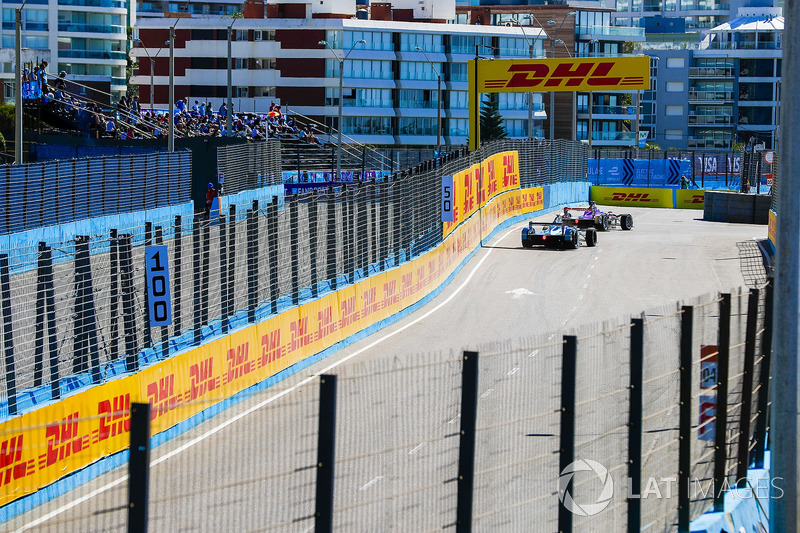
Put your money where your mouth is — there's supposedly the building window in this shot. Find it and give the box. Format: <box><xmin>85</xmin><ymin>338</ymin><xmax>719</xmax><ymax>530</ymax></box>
<box><xmin>666</xmin><ymin>57</ymin><xmax>684</xmax><ymax>68</ymax></box>
<box><xmin>665</xmin><ymin>105</ymin><xmax>683</xmax><ymax>116</ymax></box>
<box><xmin>665</xmin><ymin>129</ymin><xmax>682</xmax><ymax>140</ymax></box>
<box><xmin>665</xmin><ymin>81</ymin><xmax>684</xmax><ymax>92</ymax></box>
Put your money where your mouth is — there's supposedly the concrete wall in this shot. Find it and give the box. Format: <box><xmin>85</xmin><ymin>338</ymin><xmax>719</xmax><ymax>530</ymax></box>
<box><xmin>703</xmin><ymin>190</ymin><xmax>770</xmax><ymax>224</ymax></box>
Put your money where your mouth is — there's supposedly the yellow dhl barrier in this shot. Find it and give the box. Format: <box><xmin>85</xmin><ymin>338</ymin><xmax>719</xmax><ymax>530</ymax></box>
<box><xmin>443</xmin><ymin>151</ymin><xmax>525</xmax><ymax>238</ymax></box>
<box><xmin>768</xmin><ymin>209</ymin><xmax>776</xmax><ymax>248</ymax></box>
<box><xmin>591</xmin><ymin>186</ymin><xmax>674</xmax><ymax>208</ymax></box>
<box><xmin>0</xmin><ymin>179</ymin><xmax>543</xmax><ymax>508</ymax></box>
<box><xmin>676</xmin><ymin>189</ymin><xmax>705</xmax><ymax>209</ymax></box>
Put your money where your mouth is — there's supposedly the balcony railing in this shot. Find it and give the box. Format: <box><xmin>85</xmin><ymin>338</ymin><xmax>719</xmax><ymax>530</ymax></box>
<box><xmin>59</xmin><ymin>49</ymin><xmax>126</xmax><ymax>60</ymax></box>
<box><xmin>704</xmin><ymin>41</ymin><xmax>781</xmax><ymax>50</ymax></box>
<box><xmin>59</xmin><ymin>0</ymin><xmax>126</xmax><ymax>8</ymax></box>
<box><xmin>110</xmin><ymin>77</ymin><xmax>126</xmax><ymax>86</ymax></box>
<box><xmin>578</xmin><ymin>25</ymin><xmax>646</xmax><ymax>37</ymax></box>
<box><xmin>342</xmin><ymin>99</ymin><xmax>393</xmax><ymax>108</ymax></box>
<box><xmin>688</xmin><ymin>90</ymin><xmax>734</xmax><ymax>102</ymax></box>
<box><xmin>579</xmin><ymin>105</ymin><xmax>635</xmax><ymax>115</ymax></box>
<box><xmin>398</xmin><ymin>100</ymin><xmax>440</xmax><ymax>109</ymax></box>
<box><xmin>689</xmin><ymin>67</ymin><xmax>734</xmax><ymax>77</ymax></box>
<box><xmin>688</xmin><ymin>114</ymin><xmax>732</xmax><ymax>125</ymax></box>
<box><xmin>58</xmin><ymin>23</ymin><xmax>126</xmax><ymax>34</ymax></box>
<box><xmin>680</xmin><ymin>1</ymin><xmax>729</xmax><ymax>9</ymax></box>
<box><xmin>582</xmin><ymin>131</ymin><xmax>636</xmax><ymax>142</ymax></box>
<box><xmin>688</xmin><ymin>136</ymin><xmax>732</xmax><ymax>149</ymax></box>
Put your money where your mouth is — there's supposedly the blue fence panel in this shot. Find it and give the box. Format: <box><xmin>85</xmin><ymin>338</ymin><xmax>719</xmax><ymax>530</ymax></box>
<box><xmin>87</xmin><ymin>158</ymin><xmax>106</xmax><ymax>219</ymax></box>
<box><xmin>25</xmin><ymin>165</ymin><xmax>44</xmax><ymax>231</ymax></box>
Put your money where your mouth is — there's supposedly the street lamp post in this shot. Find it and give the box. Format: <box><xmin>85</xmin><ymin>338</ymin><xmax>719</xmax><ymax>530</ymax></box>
<box><xmin>548</xmin><ymin>11</ymin><xmax>576</xmax><ymax>141</ymax></box>
<box><xmin>587</xmin><ymin>39</ymin><xmax>599</xmax><ymax>154</ymax></box>
<box><xmin>414</xmin><ymin>46</ymin><xmax>442</xmax><ymax>155</ymax></box>
<box><xmin>511</xmin><ymin>20</ymin><xmax>537</xmax><ymax>139</ymax></box>
<box><xmin>14</xmin><ymin>0</ymin><xmax>30</xmax><ymax>165</ymax></box>
<box><xmin>227</xmin><ymin>20</ymin><xmax>236</xmax><ymax>138</ymax></box>
<box><xmin>319</xmin><ymin>39</ymin><xmax>365</xmax><ymax>180</ymax></box>
<box><xmin>133</xmin><ymin>39</ymin><xmax>165</xmax><ymax>114</ymax></box>
<box><xmin>168</xmin><ymin>24</ymin><xmax>175</xmax><ymax>152</ymax></box>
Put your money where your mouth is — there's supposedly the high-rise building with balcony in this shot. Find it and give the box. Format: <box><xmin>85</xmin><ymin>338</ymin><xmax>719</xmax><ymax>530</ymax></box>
<box><xmin>0</xmin><ymin>0</ymin><xmax>133</xmax><ymax>103</ymax></box>
<box><xmin>132</xmin><ymin>7</ymin><xmax>549</xmax><ymax>146</ymax></box>
<box><xmin>639</xmin><ymin>5</ymin><xmax>781</xmax><ymax>150</ymax></box>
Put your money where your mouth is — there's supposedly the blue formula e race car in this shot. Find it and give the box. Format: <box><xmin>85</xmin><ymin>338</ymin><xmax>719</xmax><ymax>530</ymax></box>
<box><xmin>564</xmin><ymin>202</ymin><xmax>633</xmax><ymax>231</ymax></box>
<box><xmin>521</xmin><ymin>215</ymin><xmax>597</xmax><ymax>249</ymax></box>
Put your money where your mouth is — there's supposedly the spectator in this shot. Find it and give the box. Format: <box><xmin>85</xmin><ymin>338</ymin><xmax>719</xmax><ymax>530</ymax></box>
<box><xmin>205</xmin><ymin>182</ymin><xmax>217</xmax><ymax>217</ymax></box>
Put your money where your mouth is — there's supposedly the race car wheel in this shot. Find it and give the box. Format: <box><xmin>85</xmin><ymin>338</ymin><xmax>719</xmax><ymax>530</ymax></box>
<box><xmin>585</xmin><ymin>228</ymin><xmax>597</xmax><ymax>247</ymax></box>
<box><xmin>595</xmin><ymin>214</ymin><xmax>610</xmax><ymax>231</ymax></box>
<box><xmin>620</xmin><ymin>214</ymin><xmax>633</xmax><ymax>230</ymax></box>
<box><xmin>522</xmin><ymin>239</ymin><xmax>533</xmax><ymax>248</ymax></box>
<box><xmin>571</xmin><ymin>231</ymin><xmax>579</xmax><ymax>249</ymax></box>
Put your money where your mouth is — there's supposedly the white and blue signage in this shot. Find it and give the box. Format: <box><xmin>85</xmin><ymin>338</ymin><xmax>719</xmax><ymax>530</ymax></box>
<box><xmin>145</xmin><ymin>245</ymin><xmax>173</xmax><ymax>328</ymax></box>
<box><xmin>441</xmin><ymin>175</ymin><xmax>454</xmax><ymax>222</ymax></box>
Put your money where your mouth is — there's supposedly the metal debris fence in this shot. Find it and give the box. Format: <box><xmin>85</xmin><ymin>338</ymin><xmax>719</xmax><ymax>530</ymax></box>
<box><xmin>5</xmin><ymin>285</ymin><xmax>771</xmax><ymax>531</ymax></box>
<box><xmin>0</xmin><ymin>139</ymin><xmax>587</xmax><ymax>421</ymax></box>
<box><xmin>0</xmin><ymin>151</ymin><xmax>192</xmax><ymax>235</ymax></box>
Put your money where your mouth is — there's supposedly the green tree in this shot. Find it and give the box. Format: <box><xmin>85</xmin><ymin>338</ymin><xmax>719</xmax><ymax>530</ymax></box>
<box><xmin>480</xmin><ymin>93</ymin><xmax>507</xmax><ymax>144</ymax></box>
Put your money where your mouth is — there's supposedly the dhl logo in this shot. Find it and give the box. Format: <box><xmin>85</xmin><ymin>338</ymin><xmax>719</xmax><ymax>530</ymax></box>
<box><xmin>484</xmin><ymin>62</ymin><xmax>644</xmax><ymax>90</ymax></box>
<box><xmin>685</xmin><ymin>195</ymin><xmax>704</xmax><ymax>204</ymax></box>
<box><xmin>609</xmin><ymin>192</ymin><xmax>655</xmax><ymax>203</ymax></box>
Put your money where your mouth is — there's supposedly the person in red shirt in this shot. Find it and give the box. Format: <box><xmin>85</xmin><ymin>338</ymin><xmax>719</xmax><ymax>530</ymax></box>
<box><xmin>205</xmin><ymin>182</ymin><xmax>217</xmax><ymax>218</ymax></box>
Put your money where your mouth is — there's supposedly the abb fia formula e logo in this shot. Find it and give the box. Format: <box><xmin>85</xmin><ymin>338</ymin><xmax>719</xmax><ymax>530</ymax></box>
<box><xmin>609</xmin><ymin>192</ymin><xmax>656</xmax><ymax>203</ymax></box>
<box><xmin>484</xmin><ymin>61</ymin><xmax>644</xmax><ymax>90</ymax></box>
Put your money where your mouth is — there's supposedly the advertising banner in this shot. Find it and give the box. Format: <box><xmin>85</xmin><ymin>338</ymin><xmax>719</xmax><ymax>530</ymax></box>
<box><xmin>591</xmin><ymin>186</ymin><xmax>674</xmax><ymax>208</ymax></box>
<box><xmin>676</xmin><ymin>189</ymin><xmax>705</xmax><ymax>209</ymax></box>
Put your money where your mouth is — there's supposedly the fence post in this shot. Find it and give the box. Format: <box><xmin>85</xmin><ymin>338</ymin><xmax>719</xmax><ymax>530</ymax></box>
<box><xmin>219</xmin><ymin>209</ymin><xmax>229</xmax><ymax>334</ymax></box>
<box><xmin>393</xmin><ymin>179</ymin><xmax>402</xmax><ymax>267</ymax></box>
<box><xmin>143</xmin><ymin>223</ymin><xmax>153</xmax><ymax>348</ymax></box>
<box><xmin>0</xmin><ymin>255</ymin><xmax>16</xmax><ymax>416</ymax></box>
<box><xmin>227</xmin><ymin>205</ymin><xmax>236</xmax><ymax>320</ymax></box>
<box><xmin>192</xmin><ymin>216</ymin><xmax>202</xmax><ymax>346</ymax></box>
<box><xmin>368</xmin><ymin>181</ymin><xmax>376</xmax><ymax>273</ymax></box>
<box><xmin>359</xmin><ymin>181</ymin><xmax>369</xmax><ymax>278</ymax></box>
<box><xmin>201</xmin><ymin>217</ymin><xmax>210</xmax><ymax>326</ymax></box>
<box><xmin>119</xmin><ymin>235</ymin><xmax>138</xmax><ymax>372</ymax></box>
<box><xmin>173</xmin><ymin>215</ymin><xmax>182</xmax><ymax>337</ymax></box>
<box><xmin>679</xmin><ymin>306</ymin><xmax>694</xmax><ymax>532</ymax></box>
<box><xmin>326</xmin><ymin>187</ymin><xmax>337</xmax><ymax>291</ymax></box>
<box><xmin>110</xmin><ymin>230</ymin><xmax>120</xmax><ymax>360</ymax></box>
<box><xmin>713</xmin><ymin>293</ymin><xmax>731</xmax><ymax>511</ymax></box>
<box><xmin>628</xmin><ymin>318</ymin><xmax>644</xmax><ymax>533</ymax></box>
<box><xmin>737</xmin><ymin>288</ymin><xmax>760</xmax><ymax>486</ymax></box>
<box><xmin>379</xmin><ymin>181</ymin><xmax>388</xmax><ymax>271</ymax></box>
<box><xmin>247</xmin><ymin>202</ymin><xmax>258</xmax><ymax>323</ymax></box>
<box><xmin>34</xmin><ymin>245</ymin><xmax>46</xmax><ymax>387</ymax></box>
<box><xmin>345</xmin><ymin>185</ymin><xmax>354</xmax><ymax>284</ymax></box>
<box><xmin>558</xmin><ymin>336</ymin><xmax>577</xmax><ymax>533</ymax></box>
<box><xmin>309</xmin><ymin>191</ymin><xmax>319</xmax><ymax>298</ymax></box>
<box><xmin>268</xmin><ymin>196</ymin><xmax>279</xmax><ymax>315</ymax></box>
<box><xmin>128</xmin><ymin>402</ymin><xmax>152</xmax><ymax>533</ymax></box>
<box><xmin>37</xmin><ymin>244</ymin><xmax>60</xmax><ymax>400</ymax></box>
<box><xmin>315</xmin><ymin>374</ymin><xmax>337</xmax><ymax>533</ymax></box>
<box><xmin>290</xmin><ymin>195</ymin><xmax>299</xmax><ymax>306</ymax></box>
<box><xmin>456</xmin><ymin>350</ymin><xmax>479</xmax><ymax>533</ymax></box>
<box><xmin>74</xmin><ymin>236</ymin><xmax>101</xmax><ymax>384</ymax></box>
<box><xmin>753</xmin><ymin>280</ymin><xmax>773</xmax><ymax>468</ymax></box>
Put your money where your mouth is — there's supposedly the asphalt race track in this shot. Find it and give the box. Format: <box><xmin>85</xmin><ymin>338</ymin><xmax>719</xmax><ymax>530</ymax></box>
<box><xmin>10</xmin><ymin>206</ymin><xmax>768</xmax><ymax>532</ymax></box>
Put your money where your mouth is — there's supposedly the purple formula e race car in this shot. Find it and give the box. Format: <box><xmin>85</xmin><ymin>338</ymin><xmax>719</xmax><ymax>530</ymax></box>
<box><xmin>563</xmin><ymin>202</ymin><xmax>634</xmax><ymax>231</ymax></box>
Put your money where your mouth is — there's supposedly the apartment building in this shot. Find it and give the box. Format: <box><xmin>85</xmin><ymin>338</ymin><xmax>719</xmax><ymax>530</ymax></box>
<box><xmin>640</xmin><ymin>6</ymin><xmax>781</xmax><ymax>150</ymax></box>
<box><xmin>0</xmin><ymin>0</ymin><xmax>132</xmax><ymax>102</ymax></box>
<box><xmin>132</xmin><ymin>5</ymin><xmax>551</xmax><ymax>146</ymax></box>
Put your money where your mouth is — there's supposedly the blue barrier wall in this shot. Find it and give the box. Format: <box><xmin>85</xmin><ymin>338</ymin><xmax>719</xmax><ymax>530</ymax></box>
<box><xmin>589</xmin><ymin>158</ymin><xmax>691</xmax><ymax>187</ymax></box>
